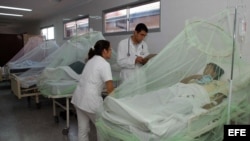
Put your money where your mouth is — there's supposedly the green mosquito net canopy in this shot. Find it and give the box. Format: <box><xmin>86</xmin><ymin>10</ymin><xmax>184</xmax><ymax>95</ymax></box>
<box><xmin>96</xmin><ymin>9</ymin><xmax>250</xmax><ymax>141</ymax></box>
<box><xmin>37</xmin><ymin>31</ymin><xmax>120</xmax><ymax>96</ymax></box>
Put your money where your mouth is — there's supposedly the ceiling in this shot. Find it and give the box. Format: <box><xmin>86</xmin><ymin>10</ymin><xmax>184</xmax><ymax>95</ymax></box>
<box><xmin>0</xmin><ymin>0</ymin><xmax>92</xmax><ymax>29</ymax></box>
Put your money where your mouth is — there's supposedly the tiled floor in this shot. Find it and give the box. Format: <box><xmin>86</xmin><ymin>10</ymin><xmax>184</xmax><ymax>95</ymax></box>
<box><xmin>0</xmin><ymin>80</ymin><xmax>97</xmax><ymax>141</ymax></box>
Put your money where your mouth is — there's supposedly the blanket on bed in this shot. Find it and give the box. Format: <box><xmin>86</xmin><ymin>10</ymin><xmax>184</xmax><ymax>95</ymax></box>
<box><xmin>101</xmin><ymin>83</ymin><xmax>209</xmax><ymax>136</ymax></box>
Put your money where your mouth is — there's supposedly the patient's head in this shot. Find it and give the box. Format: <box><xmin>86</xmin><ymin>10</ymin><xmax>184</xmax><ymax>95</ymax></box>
<box><xmin>203</xmin><ymin>63</ymin><xmax>224</xmax><ymax>80</ymax></box>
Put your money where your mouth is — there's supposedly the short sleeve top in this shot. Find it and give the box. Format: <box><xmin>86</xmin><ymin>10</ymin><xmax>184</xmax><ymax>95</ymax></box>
<box><xmin>71</xmin><ymin>55</ymin><xmax>112</xmax><ymax>113</ymax></box>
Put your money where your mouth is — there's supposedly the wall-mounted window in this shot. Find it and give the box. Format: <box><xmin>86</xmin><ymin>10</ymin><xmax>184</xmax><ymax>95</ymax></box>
<box><xmin>41</xmin><ymin>26</ymin><xmax>55</xmax><ymax>40</ymax></box>
<box><xmin>103</xmin><ymin>0</ymin><xmax>160</xmax><ymax>35</ymax></box>
<box><xmin>64</xmin><ymin>17</ymin><xmax>89</xmax><ymax>39</ymax></box>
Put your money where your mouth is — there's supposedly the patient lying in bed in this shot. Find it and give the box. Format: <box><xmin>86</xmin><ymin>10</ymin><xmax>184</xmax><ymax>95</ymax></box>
<box><xmin>101</xmin><ymin>63</ymin><xmax>229</xmax><ymax>136</ymax></box>
<box><xmin>180</xmin><ymin>62</ymin><xmax>228</xmax><ymax>109</ymax></box>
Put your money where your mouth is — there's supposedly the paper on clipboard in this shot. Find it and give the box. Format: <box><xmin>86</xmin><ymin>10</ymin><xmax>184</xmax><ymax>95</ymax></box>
<box><xmin>144</xmin><ymin>54</ymin><xmax>157</xmax><ymax>60</ymax></box>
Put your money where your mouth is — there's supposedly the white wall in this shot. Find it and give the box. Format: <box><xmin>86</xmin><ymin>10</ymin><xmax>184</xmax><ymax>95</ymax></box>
<box><xmin>38</xmin><ymin>0</ymin><xmax>250</xmax><ymax>58</ymax></box>
<box><xmin>39</xmin><ymin>0</ymin><xmax>137</xmax><ymax>46</ymax></box>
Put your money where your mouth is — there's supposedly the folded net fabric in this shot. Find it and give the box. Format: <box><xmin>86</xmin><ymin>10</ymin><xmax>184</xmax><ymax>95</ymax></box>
<box><xmin>96</xmin><ymin>9</ymin><xmax>250</xmax><ymax>141</ymax></box>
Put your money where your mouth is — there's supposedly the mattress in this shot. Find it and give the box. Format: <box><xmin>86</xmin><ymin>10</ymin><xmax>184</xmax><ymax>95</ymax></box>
<box><xmin>40</xmin><ymin>80</ymin><xmax>77</xmax><ymax>96</ymax></box>
<box><xmin>18</xmin><ymin>74</ymin><xmax>40</xmax><ymax>88</ymax></box>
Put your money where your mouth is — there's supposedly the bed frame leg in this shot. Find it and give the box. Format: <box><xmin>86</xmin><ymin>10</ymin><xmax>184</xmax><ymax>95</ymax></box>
<box><xmin>27</xmin><ymin>97</ymin><xmax>31</xmax><ymax>107</ymax></box>
<box><xmin>35</xmin><ymin>94</ymin><xmax>41</xmax><ymax>109</ymax></box>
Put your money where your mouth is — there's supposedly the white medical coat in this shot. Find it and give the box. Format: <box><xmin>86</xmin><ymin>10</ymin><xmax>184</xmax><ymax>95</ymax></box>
<box><xmin>71</xmin><ymin>55</ymin><xmax>112</xmax><ymax>113</ymax></box>
<box><xmin>117</xmin><ymin>37</ymin><xmax>149</xmax><ymax>82</ymax></box>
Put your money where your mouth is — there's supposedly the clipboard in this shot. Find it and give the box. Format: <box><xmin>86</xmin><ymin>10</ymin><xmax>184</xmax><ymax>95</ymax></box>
<box><xmin>144</xmin><ymin>54</ymin><xmax>157</xmax><ymax>60</ymax></box>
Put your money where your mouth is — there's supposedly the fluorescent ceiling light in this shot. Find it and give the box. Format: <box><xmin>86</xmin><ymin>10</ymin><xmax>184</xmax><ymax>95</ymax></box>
<box><xmin>0</xmin><ymin>6</ymin><xmax>32</xmax><ymax>11</ymax></box>
<box><xmin>90</xmin><ymin>16</ymin><xmax>101</xmax><ymax>19</ymax></box>
<box><xmin>63</xmin><ymin>18</ymin><xmax>71</xmax><ymax>21</ymax></box>
<box><xmin>0</xmin><ymin>13</ymin><xmax>23</xmax><ymax>17</ymax></box>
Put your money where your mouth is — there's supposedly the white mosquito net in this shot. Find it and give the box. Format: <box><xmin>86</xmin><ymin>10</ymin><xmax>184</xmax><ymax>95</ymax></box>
<box><xmin>8</xmin><ymin>36</ymin><xmax>44</xmax><ymax>62</ymax></box>
<box><xmin>96</xmin><ymin>9</ymin><xmax>250</xmax><ymax>141</ymax></box>
<box><xmin>6</xmin><ymin>40</ymin><xmax>59</xmax><ymax>73</ymax></box>
<box><xmin>12</xmin><ymin>40</ymin><xmax>60</xmax><ymax>88</ymax></box>
<box><xmin>37</xmin><ymin>31</ymin><xmax>120</xmax><ymax>96</ymax></box>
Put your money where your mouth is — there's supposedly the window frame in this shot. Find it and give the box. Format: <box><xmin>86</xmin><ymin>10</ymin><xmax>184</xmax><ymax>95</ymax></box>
<box><xmin>40</xmin><ymin>25</ymin><xmax>55</xmax><ymax>41</ymax></box>
<box><xmin>63</xmin><ymin>15</ymin><xmax>89</xmax><ymax>39</ymax></box>
<box><xmin>102</xmin><ymin>0</ymin><xmax>161</xmax><ymax>36</ymax></box>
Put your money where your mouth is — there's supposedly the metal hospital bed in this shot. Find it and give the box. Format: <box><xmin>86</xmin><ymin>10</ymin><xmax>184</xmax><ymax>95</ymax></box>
<box><xmin>7</xmin><ymin>40</ymin><xmax>60</xmax><ymax>108</ymax></box>
<box><xmin>95</xmin><ymin>56</ymin><xmax>250</xmax><ymax>141</ymax></box>
<box><xmin>38</xmin><ymin>66</ymin><xmax>82</xmax><ymax>135</ymax></box>
<box><xmin>96</xmin><ymin>82</ymin><xmax>250</xmax><ymax>141</ymax></box>
<box><xmin>40</xmin><ymin>78</ymin><xmax>120</xmax><ymax>135</ymax></box>
<box><xmin>9</xmin><ymin>73</ymin><xmax>41</xmax><ymax>108</ymax></box>
<box><xmin>46</xmin><ymin>93</ymin><xmax>74</xmax><ymax>135</ymax></box>
<box><xmin>0</xmin><ymin>67</ymin><xmax>8</xmax><ymax>82</ymax></box>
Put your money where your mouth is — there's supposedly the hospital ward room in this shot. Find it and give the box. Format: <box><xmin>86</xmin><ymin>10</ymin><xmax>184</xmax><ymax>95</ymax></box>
<box><xmin>1</xmin><ymin>0</ymin><xmax>250</xmax><ymax>141</ymax></box>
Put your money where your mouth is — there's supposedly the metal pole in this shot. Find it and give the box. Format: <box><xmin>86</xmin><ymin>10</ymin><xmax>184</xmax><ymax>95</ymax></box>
<box><xmin>227</xmin><ymin>6</ymin><xmax>237</xmax><ymax>124</ymax></box>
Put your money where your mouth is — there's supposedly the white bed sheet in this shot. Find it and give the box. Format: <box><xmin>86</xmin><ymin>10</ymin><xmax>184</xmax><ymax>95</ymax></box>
<box><xmin>99</xmin><ymin>79</ymin><xmax>250</xmax><ymax>141</ymax></box>
<box><xmin>102</xmin><ymin>83</ymin><xmax>209</xmax><ymax>137</ymax></box>
<box><xmin>43</xmin><ymin>80</ymin><xmax>77</xmax><ymax>95</ymax></box>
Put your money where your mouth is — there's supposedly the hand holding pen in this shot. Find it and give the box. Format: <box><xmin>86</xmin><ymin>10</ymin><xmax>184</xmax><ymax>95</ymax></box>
<box><xmin>135</xmin><ymin>55</ymin><xmax>144</xmax><ymax>64</ymax></box>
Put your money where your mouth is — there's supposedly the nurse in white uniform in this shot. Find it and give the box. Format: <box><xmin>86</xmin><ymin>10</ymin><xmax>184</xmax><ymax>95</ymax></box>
<box><xmin>117</xmin><ymin>23</ymin><xmax>150</xmax><ymax>83</ymax></box>
<box><xmin>71</xmin><ymin>40</ymin><xmax>114</xmax><ymax>141</ymax></box>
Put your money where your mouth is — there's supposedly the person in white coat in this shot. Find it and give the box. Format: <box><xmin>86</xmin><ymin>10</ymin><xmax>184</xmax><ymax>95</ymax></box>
<box><xmin>117</xmin><ymin>23</ymin><xmax>150</xmax><ymax>83</ymax></box>
<box><xmin>71</xmin><ymin>40</ymin><xmax>114</xmax><ymax>141</ymax></box>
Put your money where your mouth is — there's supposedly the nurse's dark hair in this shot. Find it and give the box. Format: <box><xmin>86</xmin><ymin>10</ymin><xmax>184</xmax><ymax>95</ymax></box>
<box><xmin>208</xmin><ymin>62</ymin><xmax>224</xmax><ymax>80</ymax></box>
<box><xmin>135</xmin><ymin>23</ymin><xmax>148</xmax><ymax>33</ymax></box>
<box><xmin>88</xmin><ymin>40</ymin><xmax>110</xmax><ymax>60</ymax></box>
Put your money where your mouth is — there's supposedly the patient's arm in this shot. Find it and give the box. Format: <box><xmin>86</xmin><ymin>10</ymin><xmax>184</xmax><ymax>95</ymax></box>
<box><xmin>180</xmin><ymin>75</ymin><xmax>202</xmax><ymax>84</ymax></box>
<box><xmin>202</xmin><ymin>93</ymin><xmax>227</xmax><ymax>109</ymax></box>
